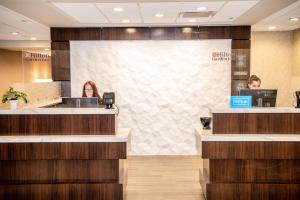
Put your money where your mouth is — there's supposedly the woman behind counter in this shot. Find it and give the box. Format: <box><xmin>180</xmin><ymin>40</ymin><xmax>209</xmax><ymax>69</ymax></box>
<box><xmin>247</xmin><ymin>75</ymin><xmax>261</xmax><ymax>89</ymax></box>
<box><xmin>82</xmin><ymin>81</ymin><xmax>102</xmax><ymax>104</ymax></box>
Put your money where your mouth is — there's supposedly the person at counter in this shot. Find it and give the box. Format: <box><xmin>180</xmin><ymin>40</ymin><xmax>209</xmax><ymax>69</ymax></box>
<box><xmin>82</xmin><ymin>81</ymin><xmax>102</xmax><ymax>104</ymax></box>
<box><xmin>247</xmin><ymin>75</ymin><xmax>261</xmax><ymax>89</ymax></box>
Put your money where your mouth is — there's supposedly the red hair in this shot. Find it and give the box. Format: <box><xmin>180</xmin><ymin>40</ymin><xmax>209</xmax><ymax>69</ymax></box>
<box><xmin>82</xmin><ymin>81</ymin><xmax>101</xmax><ymax>100</ymax></box>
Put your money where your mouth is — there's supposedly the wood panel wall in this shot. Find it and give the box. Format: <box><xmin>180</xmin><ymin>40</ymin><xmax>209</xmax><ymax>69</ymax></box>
<box><xmin>0</xmin><ymin>114</ymin><xmax>116</xmax><ymax>135</ymax></box>
<box><xmin>0</xmin><ymin>142</ymin><xmax>126</xmax><ymax>200</ymax></box>
<box><xmin>50</xmin><ymin>26</ymin><xmax>251</xmax><ymax>96</ymax></box>
<box><xmin>212</xmin><ymin>113</ymin><xmax>300</xmax><ymax>134</ymax></box>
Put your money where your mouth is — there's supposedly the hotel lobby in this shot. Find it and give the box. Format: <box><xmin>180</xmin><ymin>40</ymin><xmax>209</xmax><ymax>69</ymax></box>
<box><xmin>0</xmin><ymin>0</ymin><xmax>300</xmax><ymax>199</ymax></box>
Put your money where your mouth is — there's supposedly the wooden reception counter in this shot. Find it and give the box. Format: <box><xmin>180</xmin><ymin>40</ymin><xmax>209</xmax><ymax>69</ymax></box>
<box><xmin>0</xmin><ymin>107</ymin><xmax>130</xmax><ymax>200</ymax></box>
<box><xmin>197</xmin><ymin>108</ymin><xmax>300</xmax><ymax>200</ymax></box>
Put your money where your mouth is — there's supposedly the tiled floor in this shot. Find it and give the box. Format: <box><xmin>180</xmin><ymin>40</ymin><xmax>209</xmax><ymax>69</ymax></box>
<box><xmin>126</xmin><ymin>156</ymin><xmax>205</xmax><ymax>200</ymax></box>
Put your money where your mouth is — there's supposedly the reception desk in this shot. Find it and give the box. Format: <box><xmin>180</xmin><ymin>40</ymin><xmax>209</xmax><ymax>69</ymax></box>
<box><xmin>0</xmin><ymin>107</ymin><xmax>130</xmax><ymax>200</ymax></box>
<box><xmin>197</xmin><ymin>108</ymin><xmax>300</xmax><ymax>200</ymax></box>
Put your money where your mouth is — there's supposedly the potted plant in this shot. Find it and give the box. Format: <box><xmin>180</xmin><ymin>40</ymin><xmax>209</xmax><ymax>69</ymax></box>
<box><xmin>2</xmin><ymin>87</ymin><xmax>28</xmax><ymax>109</ymax></box>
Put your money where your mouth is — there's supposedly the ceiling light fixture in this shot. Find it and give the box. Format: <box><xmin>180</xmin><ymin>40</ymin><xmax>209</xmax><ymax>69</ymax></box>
<box><xmin>290</xmin><ymin>17</ymin><xmax>299</xmax><ymax>21</ymax></box>
<box><xmin>44</xmin><ymin>48</ymin><xmax>50</xmax><ymax>51</ymax></box>
<box><xmin>197</xmin><ymin>7</ymin><xmax>207</xmax><ymax>11</ymax></box>
<box><xmin>113</xmin><ymin>7</ymin><xmax>123</xmax><ymax>12</ymax></box>
<box><xmin>11</xmin><ymin>32</ymin><xmax>19</xmax><ymax>35</ymax></box>
<box><xmin>122</xmin><ymin>19</ymin><xmax>130</xmax><ymax>23</ymax></box>
<box><xmin>182</xmin><ymin>27</ymin><xmax>192</xmax><ymax>33</ymax></box>
<box><xmin>189</xmin><ymin>19</ymin><xmax>196</xmax><ymax>23</ymax></box>
<box><xmin>155</xmin><ymin>13</ymin><xmax>164</xmax><ymax>18</ymax></box>
<box><xmin>126</xmin><ymin>28</ymin><xmax>136</xmax><ymax>34</ymax></box>
<box><xmin>268</xmin><ymin>26</ymin><xmax>276</xmax><ymax>30</ymax></box>
<box><xmin>30</xmin><ymin>37</ymin><xmax>37</xmax><ymax>40</ymax></box>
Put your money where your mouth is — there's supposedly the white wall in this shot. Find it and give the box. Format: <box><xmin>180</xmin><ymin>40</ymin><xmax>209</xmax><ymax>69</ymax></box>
<box><xmin>70</xmin><ymin>40</ymin><xmax>231</xmax><ymax>155</ymax></box>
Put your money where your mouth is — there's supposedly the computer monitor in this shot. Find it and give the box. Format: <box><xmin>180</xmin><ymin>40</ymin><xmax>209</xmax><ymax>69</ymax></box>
<box><xmin>239</xmin><ymin>89</ymin><xmax>277</xmax><ymax>107</ymax></box>
<box><xmin>62</xmin><ymin>97</ymin><xmax>99</xmax><ymax>107</ymax></box>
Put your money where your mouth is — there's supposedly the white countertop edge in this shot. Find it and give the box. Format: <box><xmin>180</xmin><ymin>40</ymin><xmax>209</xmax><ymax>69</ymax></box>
<box><xmin>195</xmin><ymin>128</ymin><xmax>300</xmax><ymax>142</ymax></box>
<box><xmin>0</xmin><ymin>107</ymin><xmax>118</xmax><ymax>115</ymax></box>
<box><xmin>211</xmin><ymin>107</ymin><xmax>300</xmax><ymax>114</ymax></box>
<box><xmin>0</xmin><ymin>128</ymin><xmax>131</xmax><ymax>143</ymax></box>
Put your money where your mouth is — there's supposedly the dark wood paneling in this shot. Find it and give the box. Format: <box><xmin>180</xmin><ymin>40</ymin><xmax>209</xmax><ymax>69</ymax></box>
<box><xmin>0</xmin><ymin>114</ymin><xmax>115</xmax><ymax>135</ymax></box>
<box><xmin>51</xmin><ymin>41</ymin><xmax>70</xmax><ymax>81</ymax></box>
<box><xmin>206</xmin><ymin>183</ymin><xmax>300</xmax><ymax>200</ymax></box>
<box><xmin>0</xmin><ymin>160</ymin><xmax>119</xmax><ymax>184</ymax></box>
<box><xmin>232</xmin><ymin>39</ymin><xmax>251</xmax><ymax>49</ymax></box>
<box><xmin>202</xmin><ymin>141</ymin><xmax>300</xmax><ymax>159</ymax></box>
<box><xmin>0</xmin><ymin>183</ymin><xmax>123</xmax><ymax>200</ymax></box>
<box><xmin>198</xmin><ymin>26</ymin><xmax>251</xmax><ymax>40</ymax></box>
<box><xmin>213</xmin><ymin>113</ymin><xmax>300</xmax><ymax>134</ymax></box>
<box><xmin>51</xmin><ymin>26</ymin><xmax>251</xmax><ymax>41</ymax></box>
<box><xmin>102</xmin><ymin>27</ymin><xmax>150</xmax><ymax>40</ymax></box>
<box><xmin>150</xmin><ymin>27</ymin><xmax>198</xmax><ymax>40</ymax></box>
<box><xmin>209</xmin><ymin>159</ymin><xmax>300</xmax><ymax>183</ymax></box>
<box><xmin>50</xmin><ymin>26</ymin><xmax>251</xmax><ymax>83</ymax></box>
<box><xmin>0</xmin><ymin>142</ymin><xmax>126</xmax><ymax>160</ymax></box>
<box><xmin>51</xmin><ymin>28</ymin><xmax>101</xmax><ymax>41</ymax></box>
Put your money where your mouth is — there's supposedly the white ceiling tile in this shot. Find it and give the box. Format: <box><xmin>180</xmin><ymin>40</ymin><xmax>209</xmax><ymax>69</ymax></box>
<box><xmin>211</xmin><ymin>1</ymin><xmax>260</xmax><ymax>22</ymax></box>
<box><xmin>176</xmin><ymin>2</ymin><xmax>226</xmax><ymax>23</ymax></box>
<box><xmin>253</xmin><ymin>1</ymin><xmax>300</xmax><ymax>31</ymax></box>
<box><xmin>96</xmin><ymin>3</ymin><xmax>141</xmax><ymax>23</ymax></box>
<box><xmin>53</xmin><ymin>3</ymin><xmax>108</xmax><ymax>24</ymax></box>
<box><xmin>139</xmin><ymin>3</ymin><xmax>180</xmax><ymax>23</ymax></box>
<box><xmin>178</xmin><ymin>1</ymin><xmax>226</xmax><ymax>12</ymax></box>
<box><xmin>0</xmin><ymin>5</ymin><xmax>49</xmax><ymax>40</ymax></box>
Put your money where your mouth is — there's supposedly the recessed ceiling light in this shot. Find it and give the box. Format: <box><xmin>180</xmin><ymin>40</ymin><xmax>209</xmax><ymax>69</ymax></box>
<box><xmin>189</xmin><ymin>19</ymin><xmax>196</xmax><ymax>23</ymax></box>
<box><xmin>197</xmin><ymin>7</ymin><xmax>207</xmax><ymax>11</ymax></box>
<box><xmin>290</xmin><ymin>17</ymin><xmax>299</xmax><ymax>21</ymax></box>
<box><xmin>126</xmin><ymin>28</ymin><xmax>136</xmax><ymax>34</ymax></box>
<box><xmin>44</xmin><ymin>48</ymin><xmax>50</xmax><ymax>51</ymax></box>
<box><xmin>30</xmin><ymin>37</ymin><xmax>37</xmax><ymax>40</ymax></box>
<box><xmin>113</xmin><ymin>7</ymin><xmax>123</xmax><ymax>12</ymax></box>
<box><xmin>182</xmin><ymin>27</ymin><xmax>192</xmax><ymax>33</ymax></box>
<box><xmin>155</xmin><ymin>13</ymin><xmax>164</xmax><ymax>18</ymax></box>
<box><xmin>122</xmin><ymin>19</ymin><xmax>130</xmax><ymax>23</ymax></box>
<box><xmin>11</xmin><ymin>32</ymin><xmax>19</xmax><ymax>35</ymax></box>
<box><xmin>268</xmin><ymin>26</ymin><xmax>276</xmax><ymax>30</ymax></box>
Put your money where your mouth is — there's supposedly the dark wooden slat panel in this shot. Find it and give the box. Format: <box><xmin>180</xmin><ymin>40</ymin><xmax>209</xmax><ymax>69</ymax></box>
<box><xmin>198</xmin><ymin>26</ymin><xmax>251</xmax><ymax>40</ymax></box>
<box><xmin>51</xmin><ymin>41</ymin><xmax>70</xmax><ymax>81</ymax></box>
<box><xmin>232</xmin><ymin>39</ymin><xmax>251</xmax><ymax>49</ymax></box>
<box><xmin>0</xmin><ymin>142</ymin><xmax>126</xmax><ymax>160</ymax></box>
<box><xmin>102</xmin><ymin>27</ymin><xmax>150</xmax><ymax>40</ymax></box>
<box><xmin>0</xmin><ymin>160</ymin><xmax>119</xmax><ymax>184</ymax></box>
<box><xmin>206</xmin><ymin>183</ymin><xmax>300</xmax><ymax>200</ymax></box>
<box><xmin>202</xmin><ymin>141</ymin><xmax>300</xmax><ymax>159</ymax></box>
<box><xmin>0</xmin><ymin>143</ymin><xmax>26</xmax><ymax>160</ymax></box>
<box><xmin>209</xmin><ymin>159</ymin><xmax>300</xmax><ymax>183</ymax></box>
<box><xmin>0</xmin><ymin>183</ymin><xmax>123</xmax><ymax>200</ymax></box>
<box><xmin>212</xmin><ymin>113</ymin><xmax>300</xmax><ymax>134</ymax></box>
<box><xmin>0</xmin><ymin>114</ymin><xmax>115</xmax><ymax>135</ymax></box>
<box><xmin>0</xmin><ymin>115</ymin><xmax>26</xmax><ymax>135</ymax></box>
<box><xmin>50</xmin><ymin>26</ymin><xmax>251</xmax><ymax>41</ymax></box>
<box><xmin>150</xmin><ymin>27</ymin><xmax>198</xmax><ymax>40</ymax></box>
<box><xmin>51</xmin><ymin>28</ymin><xmax>101</xmax><ymax>41</ymax></box>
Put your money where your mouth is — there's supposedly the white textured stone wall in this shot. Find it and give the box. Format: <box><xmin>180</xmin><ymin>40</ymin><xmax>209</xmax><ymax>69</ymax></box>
<box><xmin>70</xmin><ymin>40</ymin><xmax>231</xmax><ymax>155</ymax></box>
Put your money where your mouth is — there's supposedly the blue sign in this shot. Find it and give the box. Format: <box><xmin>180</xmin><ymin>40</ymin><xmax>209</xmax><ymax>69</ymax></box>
<box><xmin>230</xmin><ymin>96</ymin><xmax>252</xmax><ymax>108</ymax></box>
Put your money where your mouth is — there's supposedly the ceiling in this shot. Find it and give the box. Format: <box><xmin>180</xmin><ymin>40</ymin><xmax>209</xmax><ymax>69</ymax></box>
<box><xmin>0</xmin><ymin>0</ymin><xmax>299</xmax><ymax>47</ymax></box>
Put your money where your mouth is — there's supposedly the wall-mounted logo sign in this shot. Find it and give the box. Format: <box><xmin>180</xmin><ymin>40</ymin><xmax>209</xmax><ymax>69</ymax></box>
<box><xmin>24</xmin><ymin>52</ymin><xmax>51</xmax><ymax>61</ymax></box>
<box><xmin>230</xmin><ymin>96</ymin><xmax>252</xmax><ymax>108</ymax></box>
<box><xmin>212</xmin><ymin>51</ymin><xmax>231</xmax><ymax>62</ymax></box>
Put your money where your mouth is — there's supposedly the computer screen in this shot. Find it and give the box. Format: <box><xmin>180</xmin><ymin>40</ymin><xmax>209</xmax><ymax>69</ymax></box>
<box><xmin>62</xmin><ymin>97</ymin><xmax>99</xmax><ymax>107</ymax></box>
<box><xmin>239</xmin><ymin>89</ymin><xmax>277</xmax><ymax>107</ymax></box>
